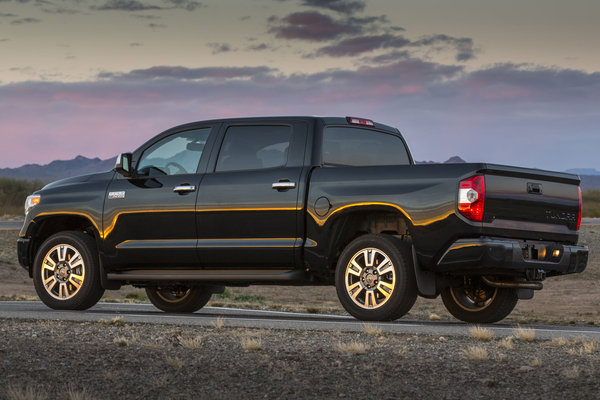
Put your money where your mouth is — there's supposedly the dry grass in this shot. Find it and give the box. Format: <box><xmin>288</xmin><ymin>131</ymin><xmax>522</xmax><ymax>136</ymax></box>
<box><xmin>529</xmin><ymin>357</ymin><xmax>542</xmax><ymax>368</ymax></box>
<box><xmin>468</xmin><ymin>326</ymin><xmax>493</xmax><ymax>341</ymax></box>
<box><xmin>67</xmin><ymin>387</ymin><xmax>95</xmax><ymax>400</ymax></box>
<box><xmin>563</xmin><ymin>365</ymin><xmax>580</xmax><ymax>379</ymax></box>
<box><xmin>362</xmin><ymin>323</ymin><xmax>382</xmax><ymax>336</ymax></box>
<box><xmin>462</xmin><ymin>345</ymin><xmax>488</xmax><ymax>361</ymax></box>
<box><xmin>550</xmin><ymin>337</ymin><xmax>568</xmax><ymax>347</ymax></box>
<box><xmin>113</xmin><ymin>334</ymin><xmax>138</xmax><ymax>347</ymax></box>
<box><xmin>581</xmin><ymin>340</ymin><xmax>598</xmax><ymax>354</ymax></box>
<box><xmin>165</xmin><ymin>356</ymin><xmax>184</xmax><ymax>370</ymax></box>
<box><xmin>335</xmin><ymin>341</ymin><xmax>369</xmax><ymax>355</ymax></box>
<box><xmin>397</xmin><ymin>346</ymin><xmax>407</xmax><ymax>357</ymax></box>
<box><xmin>500</xmin><ymin>337</ymin><xmax>514</xmax><ymax>350</ymax></box>
<box><xmin>6</xmin><ymin>385</ymin><xmax>46</xmax><ymax>400</ymax></box>
<box><xmin>98</xmin><ymin>316</ymin><xmax>125</xmax><ymax>327</ymax></box>
<box><xmin>514</xmin><ymin>326</ymin><xmax>535</xmax><ymax>342</ymax></box>
<box><xmin>241</xmin><ymin>336</ymin><xmax>263</xmax><ymax>351</ymax></box>
<box><xmin>178</xmin><ymin>335</ymin><xmax>203</xmax><ymax>349</ymax></box>
<box><xmin>211</xmin><ymin>316</ymin><xmax>225</xmax><ymax>331</ymax></box>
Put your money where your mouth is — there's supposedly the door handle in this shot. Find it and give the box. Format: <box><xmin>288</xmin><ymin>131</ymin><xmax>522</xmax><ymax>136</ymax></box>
<box><xmin>272</xmin><ymin>181</ymin><xmax>296</xmax><ymax>190</ymax></box>
<box><xmin>173</xmin><ymin>185</ymin><xmax>196</xmax><ymax>193</ymax></box>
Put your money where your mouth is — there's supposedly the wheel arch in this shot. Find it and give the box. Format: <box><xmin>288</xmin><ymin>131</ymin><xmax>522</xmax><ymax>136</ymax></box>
<box><xmin>26</xmin><ymin>214</ymin><xmax>101</xmax><ymax>277</ymax></box>
<box><xmin>315</xmin><ymin>205</ymin><xmax>412</xmax><ymax>274</ymax></box>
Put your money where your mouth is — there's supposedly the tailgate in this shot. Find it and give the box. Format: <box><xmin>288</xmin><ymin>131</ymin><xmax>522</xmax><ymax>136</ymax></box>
<box><xmin>483</xmin><ymin>164</ymin><xmax>581</xmax><ymax>231</ymax></box>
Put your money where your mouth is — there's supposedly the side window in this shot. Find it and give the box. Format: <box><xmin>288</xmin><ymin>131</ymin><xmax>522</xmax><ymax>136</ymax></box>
<box><xmin>215</xmin><ymin>125</ymin><xmax>291</xmax><ymax>172</ymax></box>
<box><xmin>137</xmin><ymin>128</ymin><xmax>211</xmax><ymax>176</ymax></box>
<box><xmin>322</xmin><ymin>127</ymin><xmax>410</xmax><ymax>166</ymax></box>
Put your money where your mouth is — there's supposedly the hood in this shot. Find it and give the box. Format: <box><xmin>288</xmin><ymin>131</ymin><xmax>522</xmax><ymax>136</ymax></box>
<box><xmin>41</xmin><ymin>170</ymin><xmax>115</xmax><ymax>191</ymax></box>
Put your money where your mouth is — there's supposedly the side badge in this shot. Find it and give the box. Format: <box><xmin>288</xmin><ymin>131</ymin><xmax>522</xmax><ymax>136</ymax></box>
<box><xmin>108</xmin><ymin>191</ymin><xmax>126</xmax><ymax>199</ymax></box>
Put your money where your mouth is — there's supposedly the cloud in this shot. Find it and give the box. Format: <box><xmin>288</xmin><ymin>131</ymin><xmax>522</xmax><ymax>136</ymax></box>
<box><xmin>0</xmin><ymin>13</ymin><xmax>17</xmax><ymax>17</ymax></box>
<box><xmin>268</xmin><ymin>11</ymin><xmax>383</xmax><ymax>42</ymax></box>
<box><xmin>0</xmin><ymin>62</ymin><xmax>598</xmax><ymax>171</ymax></box>
<box><xmin>247</xmin><ymin>43</ymin><xmax>269</xmax><ymax>51</ymax></box>
<box><xmin>301</xmin><ymin>0</ymin><xmax>366</xmax><ymax>15</ymax></box>
<box><xmin>0</xmin><ymin>38</ymin><xmax>9</xmax><ymax>42</ymax></box>
<box><xmin>314</xmin><ymin>34</ymin><xmax>410</xmax><ymax>57</ymax></box>
<box><xmin>311</xmin><ymin>32</ymin><xmax>475</xmax><ymax>62</ymax></box>
<box><xmin>98</xmin><ymin>65</ymin><xmax>277</xmax><ymax>80</ymax></box>
<box><xmin>93</xmin><ymin>0</ymin><xmax>162</xmax><ymax>11</ymax></box>
<box><xmin>164</xmin><ymin>0</ymin><xmax>203</xmax><ymax>11</ymax></box>
<box><xmin>208</xmin><ymin>42</ymin><xmax>234</xmax><ymax>54</ymax></box>
<box><xmin>92</xmin><ymin>0</ymin><xmax>203</xmax><ymax>12</ymax></box>
<box><xmin>411</xmin><ymin>34</ymin><xmax>475</xmax><ymax>62</ymax></box>
<box><xmin>11</xmin><ymin>17</ymin><xmax>41</xmax><ymax>24</ymax></box>
<box><xmin>129</xmin><ymin>42</ymin><xmax>143</xmax><ymax>47</ymax></box>
<box><xmin>41</xmin><ymin>7</ymin><xmax>81</xmax><ymax>15</ymax></box>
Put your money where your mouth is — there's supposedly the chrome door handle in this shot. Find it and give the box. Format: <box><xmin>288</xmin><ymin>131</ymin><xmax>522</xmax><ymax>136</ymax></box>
<box><xmin>173</xmin><ymin>185</ymin><xmax>196</xmax><ymax>193</ymax></box>
<box><xmin>272</xmin><ymin>181</ymin><xmax>296</xmax><ymax>190</ymax></box>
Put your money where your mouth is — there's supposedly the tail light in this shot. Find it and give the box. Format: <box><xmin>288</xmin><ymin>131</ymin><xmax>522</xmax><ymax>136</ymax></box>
<box><xmin>577</xmin><ymin>186</ymin><xmax>582</xmax><ymax>230</ymax></box>
<box><xmin>458</xmin><ymin>175</ymin><xmax>485</xmax><ymax>222</ymax></box>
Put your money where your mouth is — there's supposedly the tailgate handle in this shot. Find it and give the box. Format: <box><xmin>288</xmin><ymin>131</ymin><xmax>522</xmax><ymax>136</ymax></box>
<box><xmin>527</xmin><ymin>183</ymin><xmax>542</xmax><ymax>195</ymax></box>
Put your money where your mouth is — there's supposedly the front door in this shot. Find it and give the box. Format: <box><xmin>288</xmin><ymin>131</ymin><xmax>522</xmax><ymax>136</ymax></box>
<box><xmin>103</xmin><ymin>127</ymin><xmax>215</xmax><ymax>269</ymax></box>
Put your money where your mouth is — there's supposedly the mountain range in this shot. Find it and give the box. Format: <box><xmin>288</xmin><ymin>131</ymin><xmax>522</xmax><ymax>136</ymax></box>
<box><xmin>1</xmin><ymin>155</ymin><xmax>599</xmax><ymax>190</ymax></box>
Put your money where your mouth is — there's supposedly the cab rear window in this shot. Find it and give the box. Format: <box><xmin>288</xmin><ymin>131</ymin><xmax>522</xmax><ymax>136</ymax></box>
<box><xmin>322</xmin><ymin>127</ymin><xmax>410</xmax><ymax>166</ymax></box>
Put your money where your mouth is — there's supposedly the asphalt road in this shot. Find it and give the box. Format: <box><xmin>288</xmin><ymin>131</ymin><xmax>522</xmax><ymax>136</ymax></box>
<box><xmin>1</xmin><ymin>301</ymin><xmax>599</xmax><ymax>340</ymax></box>
<box><xmin>0</xmin><ymin>221</ymin><xmax>22</xmax><ymax>230</ymax></box>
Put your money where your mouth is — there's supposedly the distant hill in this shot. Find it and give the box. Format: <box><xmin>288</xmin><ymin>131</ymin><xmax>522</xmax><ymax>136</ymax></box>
<box><xmin>566</xmin><ymin>168</ymin><xmax>600</xmax><ymax>176</ymax></box>
<box><xmin>2</xmin><ymin>155</ymin><xmax>599</xmax><ymax>190</ymax></box>
<box><xmin>0</xmin><ymin>155</ymin><xmax>116</xmax><ymax>183</ymax></box>
<box><xmin>417</xmin><ymin>156</ymin><xmax>466</xmax><ymax>164</ymax></box>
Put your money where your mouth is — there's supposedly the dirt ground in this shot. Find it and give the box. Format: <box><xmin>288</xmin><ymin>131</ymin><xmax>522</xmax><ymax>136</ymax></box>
<box><xmin>2</xmin><ymin>225</ymin><xmax>599</xmax><ymax>325</ymax></box>
<box><xmin>1</xmin><ymin>227</ymin><xmax>599</xmax><ymax>399</ymax></box>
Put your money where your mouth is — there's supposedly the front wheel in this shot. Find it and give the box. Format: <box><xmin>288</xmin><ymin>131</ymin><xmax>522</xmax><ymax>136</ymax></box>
<box><xmin>33</xmin><ymin>231</ymin><xmax>104</xmax><ymax>310</ymax></box>
<box><xmin>335</xmin><ymin>234</ymin><xmax>417</xmax><ymax>321</ymax></box>
<box><xmin>145</xmin><ymin>286</ymin><xmax>212</xmax><ymax>313</ymax></box>
<box><xmin>441</xmin><ymin>277</ymin><xmax>518</xmax><ymax>323</ymax></box>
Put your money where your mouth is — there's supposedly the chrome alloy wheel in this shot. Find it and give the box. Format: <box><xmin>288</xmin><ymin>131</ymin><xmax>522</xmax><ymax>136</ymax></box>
<box><xmin>344</xmin><ymin>248</ymin><xmax>396</xmax><ymax>309</ymax></box>
<box><xmin>449</xmin><ymin>283</ymin><xmax>498</xmax><ymax>312</ymax></box>
<box><xmin>155</xmin><ymin>287</ymin><xmax>192</xmax><ymax>303</ymax></box>
<box><xmin>40</xmin><ymin>244</ymin><xmax>86</xmax><ymax>300</ymax></box>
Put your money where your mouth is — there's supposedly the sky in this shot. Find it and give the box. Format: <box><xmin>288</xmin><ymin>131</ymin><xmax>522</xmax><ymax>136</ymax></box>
<box><xmin>0</xmin><ymin>0</ymin><xmax>599</xmax><ymax>171</ymax></box>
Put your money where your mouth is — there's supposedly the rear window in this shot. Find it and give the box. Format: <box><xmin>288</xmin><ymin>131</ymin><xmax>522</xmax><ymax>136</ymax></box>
<box><xmin>322</xmin><ymin>127</ymin><xmax>410</xmax><ymax>166</ymax></box>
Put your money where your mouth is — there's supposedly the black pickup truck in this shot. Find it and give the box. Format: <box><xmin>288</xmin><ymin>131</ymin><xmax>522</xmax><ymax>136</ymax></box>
<box><xmin>17</xmin><ymin>116</ymin><xmax>588</xmax><ymax>323</ymax></box>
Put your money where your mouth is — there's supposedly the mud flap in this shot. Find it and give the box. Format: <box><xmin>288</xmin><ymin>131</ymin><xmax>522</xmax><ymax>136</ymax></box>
<box><xmin>412</xmin><ymin>245</ymin><xmax>437</xmax><ymax>298</ymax></box>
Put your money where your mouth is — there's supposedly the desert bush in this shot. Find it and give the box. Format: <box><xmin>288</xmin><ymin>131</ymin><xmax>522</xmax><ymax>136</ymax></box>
<box><xmin>582</xmin><ymin>190</ymin><xmax>600</xmax><ymax>218</ymax></box>
<box><xmin>0</xmin><ymin>177</ymin><xmax>44</xmax><ymax>216</ymax></box>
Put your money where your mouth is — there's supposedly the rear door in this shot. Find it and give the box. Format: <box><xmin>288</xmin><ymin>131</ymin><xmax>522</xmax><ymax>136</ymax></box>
<box><xmin>196</xmin><ymin>121</ymin><xmax>308</xmax><ymax>268</ymax></box>
<box><xmin>103</xmin><ymin>126</ymin><xmax>217</xmax><ymax>269</ymax></box>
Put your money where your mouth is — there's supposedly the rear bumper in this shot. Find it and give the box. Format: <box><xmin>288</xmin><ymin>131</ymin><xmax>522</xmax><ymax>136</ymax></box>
<box><xmin>17</xmin><ymin>238</ymin><xmax>32</xmax><ymax>272</ymax></box>
<box><xmin>436</xmin><ymin>237</ymin><xmax>588</xmax><ymax>275</ymax></box>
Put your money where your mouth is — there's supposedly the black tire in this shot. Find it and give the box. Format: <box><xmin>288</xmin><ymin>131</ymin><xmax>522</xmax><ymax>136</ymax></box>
<box><xmin>145</xmin><ymin>286</ymin><xmax>212</xmax><ymax>313</ymax></box>
<box><xmin>441</xmin><ymin>277</ymin><xmax>518</xmax><ymax>323</ymax></box>
<box><xmin>335</xmin><ymin>234</ymin><xmax>417</xmax><ymax>321</ymax></box>
<box><xmin>33</xmin><ymin>231</ymin><xmax>105</xmax><ymax>310</ymax></box>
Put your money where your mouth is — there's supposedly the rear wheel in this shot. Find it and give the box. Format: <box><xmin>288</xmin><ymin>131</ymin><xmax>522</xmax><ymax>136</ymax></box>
<box><xmin>335</xmin><ymin>234</ymin><xmax>417</xmax><ymax>321</ymax></box>
<box><xmin>441</xmin><ymin>277</ymin><xmax>518</xmax><ymax>323</ymax></box>
<box><xmin>145</xmin><ymin>286</ymin><xmax>212</xmax><ymax>313</ymax></box>
<box><xmin>33</xmin><ymin>231</ymin><xmax>104</xmax><ymax>310</ymax></box>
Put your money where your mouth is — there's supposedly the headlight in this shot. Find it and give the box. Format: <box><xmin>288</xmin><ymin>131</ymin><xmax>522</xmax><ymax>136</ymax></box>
<box><xmin>25</xmin><ymin>194</ymin><xmax>41</xmax><ymax>215</ymax></box>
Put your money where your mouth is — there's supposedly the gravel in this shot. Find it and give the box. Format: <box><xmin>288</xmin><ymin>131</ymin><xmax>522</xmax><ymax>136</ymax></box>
<box><xmin>1</xmin><ymin>319</ymin><xmax>599</xmax><ymax>399</ymax></box>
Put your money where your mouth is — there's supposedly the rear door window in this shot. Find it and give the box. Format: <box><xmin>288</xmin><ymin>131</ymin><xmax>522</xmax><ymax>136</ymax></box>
<box><xmin>323</xmin><ymin>127</ymin><xmax>410</xmax><ymax>166</ymax></box>
<box><xmin>215</xmin><ymin>125</ymin><xmax>292</xmax><ymax>172</ymax></box>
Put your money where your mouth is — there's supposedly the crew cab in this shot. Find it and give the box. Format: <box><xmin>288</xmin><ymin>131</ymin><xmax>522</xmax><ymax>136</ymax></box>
<box><xmin>17</xmin><ymin>116</ymin><xmax>588</xmax><ymax>323</ymax></box>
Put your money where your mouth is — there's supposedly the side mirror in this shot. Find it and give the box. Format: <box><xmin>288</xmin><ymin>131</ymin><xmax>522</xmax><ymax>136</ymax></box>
<box><xmin>115</xmin><ymin>153</ymin><xmax>133</xmax><ymax>177</ymax></box>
